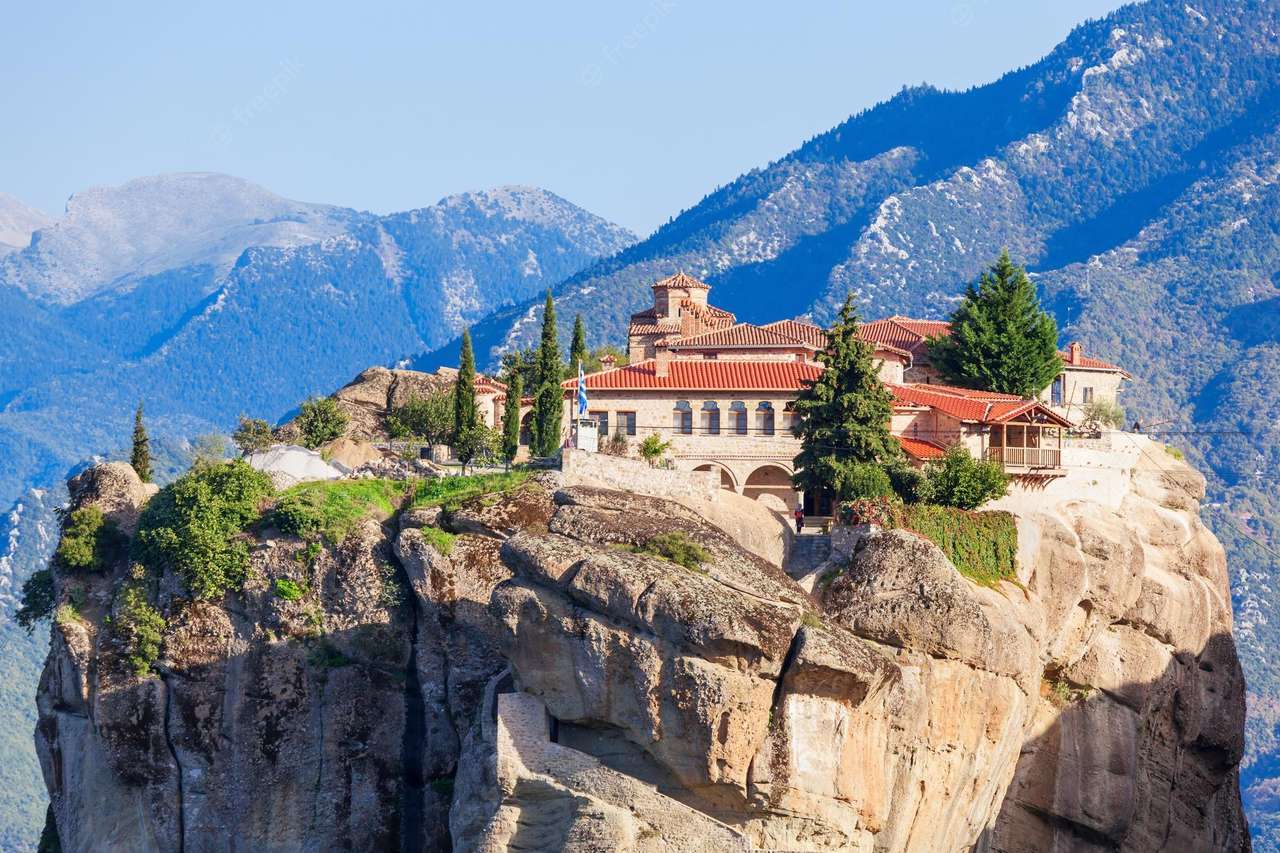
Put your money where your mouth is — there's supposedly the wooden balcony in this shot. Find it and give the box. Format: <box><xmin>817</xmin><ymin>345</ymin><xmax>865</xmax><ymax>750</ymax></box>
<box><xmin>986</xmin><ymin>446</ymin><xmax>1064</xmax><ymax>474</ymax></box>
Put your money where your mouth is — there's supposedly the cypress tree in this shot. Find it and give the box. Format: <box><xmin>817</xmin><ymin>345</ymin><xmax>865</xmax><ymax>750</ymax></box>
<box><xmin>929</xmin><ymin>249</ymin><xmax>1063</xmax><ymax>398</ymax></box>
<box><xmin>453</xmin><ymin>328</ymin><xmax>479</xmax><ymax>440</ymax></box>
<box><xmin>501</xmin><ymin>372</ymin><xmax>523</xmax><ymax>465</ymax></box>
<box><xmin>130</xmin><ymin>401</ymin><xmax>153</xmax><ymax>483</ymax></box>
<box><xmin>792</xmin><ymin>296</ymin><xmax>899</xmax><ymax>498</ymax></box>
<box><xmin>569</xmin><ymin>314</ymin><xmax>588</xmax><ymax>376</ymax></box>
<box><xmin>531</xmin><ymin>291</ymin><xmax>563</xmax><ymax>456</ymax></box>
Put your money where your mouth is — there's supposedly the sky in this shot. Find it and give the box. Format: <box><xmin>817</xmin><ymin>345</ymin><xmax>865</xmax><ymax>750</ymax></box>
<box><xmin>2</xmin><ymin>0</ymin><xmax>1129</xmax><ymax>236</ymax></box>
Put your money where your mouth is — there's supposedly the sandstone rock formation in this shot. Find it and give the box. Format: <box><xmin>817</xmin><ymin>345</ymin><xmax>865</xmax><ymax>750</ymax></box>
<box><xmin>32</xmin><ymin>445</ymin><xmax>1249</xmax><ymax>851</ymax></box>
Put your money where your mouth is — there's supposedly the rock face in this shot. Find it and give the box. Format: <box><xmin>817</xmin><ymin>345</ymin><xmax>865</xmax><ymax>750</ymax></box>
<box><xmin>33</xmin><ymin>448</ymin><xmax>1249</xmax><ymax>851</ymax></box>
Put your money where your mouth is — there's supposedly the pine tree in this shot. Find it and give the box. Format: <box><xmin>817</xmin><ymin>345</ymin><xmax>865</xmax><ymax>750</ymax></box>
<box><xmin>568</xmin><ymin>314</ymin><xmax>588</xmax><ymax>377</ymax></box>
<box><xmin>130</xmin><ymin>401</ymin><xmax>153</xmax><ymax>483</ymax></box>
<box><xmin>501</xmin><ymin>372</ymin><xmax>523</xmax><ymax>465</ymax></box>
<box><xmin>791</xmin><ymin>297</ymin><xmax>899</xmax><ymax>498</ymax></box>
<box><xmin>929</xmin><ymin>249</ymin><xmax>1063</xmax><ymax>398</ymax></box>
<box><xmin>453</xmin><ymin>328</ymin><xmax>479</xmax><ymax>440</ymax></box>
<box><xmin>531</xmin><ymin>291</ymin><xmax>563</xmax><ymax>456</ymax></box>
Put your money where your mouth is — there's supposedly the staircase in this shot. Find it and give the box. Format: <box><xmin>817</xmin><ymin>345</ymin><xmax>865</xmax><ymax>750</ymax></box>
<box><xmin>785</xmin><ymin>531</ymin><xmax>832</xmax><ymax>578</ymax></box>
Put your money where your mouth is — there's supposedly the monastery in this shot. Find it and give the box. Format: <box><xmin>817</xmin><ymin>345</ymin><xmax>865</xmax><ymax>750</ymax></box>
<box><xmin>557</xmin><ymin>272</ymin><xmax>1128</xmax><ymax>515</ymax></box>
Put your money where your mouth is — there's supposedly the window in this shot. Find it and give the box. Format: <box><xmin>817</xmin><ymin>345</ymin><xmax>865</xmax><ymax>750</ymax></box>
<box><xmin>1082</xmin><ymin>387</ymin><xmax>1095</xmax><ymax>404</ymax></box>
<box><xmin>617</xmin><ymin>411</ymin><xmax>637</xmax><ymax>436</ymax></box>
<box><xmin>589</xmin><ymin>411</ymin><xmax>608</xmax><ymax>436</ymax></box>
<box><xmin>703</xmin><ymin>352</ymin><xmax>718</xmax><ymax>359</ymax></box>
<box><xmin>1050</xmin><ymin>375</ymin><xmax>1064</xmax><ymax>407</ymax></box>
<box><xmin>758</xmin><ymin>402</ymin><xmax>775</xmax><ymax>436</ymax></box>
<box><xmin>702</xmin><ymin>401</ymin><xmax>720</xmax><ymax>435</ymax></box>
<box><xmin>730</xmin><ymin>401</ymin><xmax>747</xmax><ymax>435</ymax></box>
<box><xmin>675</xmin><ymin>401</ymin><xmax>693</xmax><ymax>435</ymax></box>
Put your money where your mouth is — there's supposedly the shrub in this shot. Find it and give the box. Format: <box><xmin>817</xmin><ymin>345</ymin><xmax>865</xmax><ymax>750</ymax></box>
<box><xmin>15</xmin><ymin>569</ymin><xmax>55</xmax><ymax>633</ymax></box>
<box><xmin>308</xmin><ymin>640</ymin><xmax>351</xmax><ymax>669</ymax></box>
<box><xmin>410</xmin><ymin>471</ymin><xmax>531</xmax><ymax>510</ymax></box>
<box><xmin>634</xmin><ymin>532</ymin><xmax>709</xmax><ymax>572</ymax></box>
<box><xmin>639</xmin><ymin>434</ymin><xmax>672</xmax><ymax>466</ymax></box>
<box><xmin>273</xmin><ymin>479</ymin><xmax>406</xmax><ymax>544</ymax></box>
<box><xmin>191</xmin><ymin>433</ymin><xmax>231</xmax><ymax>468</ymax></box>
<box><xmin>295</xmin><ymin>396</ymin><xmax>349</xmax><ymax>449</ymax></box>
<box><xmin>886</xmin><ymin>462</ymin><xmax>926</xmax><ymax>503</ymax></box>
<box><xmin>55</xmin><ymin>506</ymin><xmax>125</xmax><ymax>571</ymax></box>
<box><xmin>1082</xmin><ymin>399</ymin><xmax>1125</xmax><ymax>430</ymax></box>
<box><xmin>920</xmin><ymin>445</ymin><xmax>1008</xmax><ymax>510</ymax></box>
<box><xmin>274</xmin><ymin>578</ymin><xmax>306</xmax><ymax>601</ymax></box>
<box><xmin>387</xmin><ymin>389</ymin><xmax>454</xmax><ymax>444</ymax></box>
<box><xmin>837</xmin><ymin>496</ymin><xmax>903</xmax><ymax>528</ymax></box>
<box><xmin>115</xmin><ymin>580</ymin><xmax>166</xmax><ymax>676</ymax></box>
<box><xmin>133</xmin><ymin>460</ymin><xmax>275</xmax><ymax>600</ymax></box>
<box><xmin>1164</xmin><ymin>445</ymin><xmax>1184</xmax><ymax>461</ymax></box>
<box><xmin>900</xmin><ymin>504</ymin><xmax>1018</xmax><ymax>586</ymax></box>
<box><xmin>602</xmin><ymin>431</ymin><xmax>629</xmax><ymax>457</ymax></box>
<box><xmin>233</xmin><ymin>417</ymin><xmax>274</xmax><ymax>454</ymax></box>
<box><xmin>454</xmin><ymin>424</ymin><xmax>501</xmax><ymax>471</ymax></box>
<box><xmin>835</xmin><ymin>463</ymin><xmax>894</xmax><ymax>500</ymax></box>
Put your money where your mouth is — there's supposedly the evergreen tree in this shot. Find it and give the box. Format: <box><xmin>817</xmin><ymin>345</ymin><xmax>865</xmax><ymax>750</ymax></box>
<box><xmin>568</xmin><ymin>314</ymin><xmax>588</xmax><ymax>377</ymax></box>
<box><xmin>131</xmin><ymin>401</ymin><xmax>153</xmax><ymax>483</ymax></box>
<box><xmin>453</xmin><ymin>327</ymin><xmax>479</xmax><ymax>440</ymax></box>
<box><xmin>929</xmin><ymin>249</ymin><xmax>1063</xmax><ymax>398</ymax></box>
<box><xmin>501</xmin><ymin>372</ymin><xmax>523</xmax><ymax>465</ymax></box>
<box><xmin>792</xmin><ymin>297</ymin><xmax>899</xmax><ymax>498</ymax></box>
<box><xmin>531</xmin><ymin>291</ymin><xmax>563</xmax><ymax>456</ymax></box>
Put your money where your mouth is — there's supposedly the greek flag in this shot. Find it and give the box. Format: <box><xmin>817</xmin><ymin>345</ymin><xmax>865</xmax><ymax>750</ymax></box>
<box><xmin>577</xmin><ymin>362</ymin><xmax>588</xmax><ymax>416</ymax></box>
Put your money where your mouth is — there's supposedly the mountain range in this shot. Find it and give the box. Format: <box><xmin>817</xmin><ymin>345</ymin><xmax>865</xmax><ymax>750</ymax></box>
<box><xmin>4</xmin><ymin>0</ymin><xmax>1280</xmax><ymax>847</ymax></box>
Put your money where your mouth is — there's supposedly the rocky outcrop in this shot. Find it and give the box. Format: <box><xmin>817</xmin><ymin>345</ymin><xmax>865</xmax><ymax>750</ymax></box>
<box><xmin>33</xmin><ymin>446</ymin><xmax>1249</xmax><ymax>851</ymax></box>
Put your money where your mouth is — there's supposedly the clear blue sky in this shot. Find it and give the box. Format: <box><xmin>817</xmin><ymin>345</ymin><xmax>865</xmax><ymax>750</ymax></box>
<box><xmin>2</xmin><ymin>0</ymin><xmax>1128</xmax><ymax>235</ymax></box>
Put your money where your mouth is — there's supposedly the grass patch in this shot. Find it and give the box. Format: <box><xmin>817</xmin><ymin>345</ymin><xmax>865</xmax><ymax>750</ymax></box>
<box><xmin>632</xmin><ymin>532</ymin><xmax>709</xmax><ymax>573</ymax></box>
<box><xmin>114</xmin><ymin>581</ymin><xmax>166</xmax><ymax>677</ymax></box>
<box><xmin>801</xmin><ymin>610</ymin><xmax>823</xmax><ymax>629</ymax></box>
<box><xmin>273</xmin><ymin>479</ymin><xmax>408</xmax><ymax>544</ymax></box>
<box><xmin>409</xmin><ymin>471</ymin><xmax>531</xmax><ymax>511</ymax></box>
<box><xmin>307</xmin><ymin>639</ymin><xmax>351</xmax><ymax>669</ymax></box>
<box><xmin>418</xmin><ymin>526</ymin><xmax>457</xmax><ymax>556</ymax></box>
<box><xmin>1164</xmin><ymin>445</ymin><xmax>1185</xmax><ymax>461</ymax></box>
<box><xmin>53</xmin><ymin>603</ymin><xmax>83</xmax><ymax>629</ymax></box>
<box><xmin>274</xmin><ymin>578</ymin><xmax>307</xmax><ymax>601</ymax></box>
<box><xmin>1046</xmin><ymin>676</ymin><xmax>1093</xmax><ymax>707</ymax></box>
<box><xmin>295</xmin><ymin>541</ymin><xmax>323</xmax><ymax>567</ymax></box>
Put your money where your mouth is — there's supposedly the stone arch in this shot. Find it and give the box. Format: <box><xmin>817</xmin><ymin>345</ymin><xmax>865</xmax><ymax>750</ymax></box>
<box><xmin>743</xmin><ymin>463</ymin><xmax>797</xmax><ymax>507</ymax></box>
<box><xmin>694</xmin><ymin>463</ymin><xmax>737</xmax><ymax>491</ymax></box>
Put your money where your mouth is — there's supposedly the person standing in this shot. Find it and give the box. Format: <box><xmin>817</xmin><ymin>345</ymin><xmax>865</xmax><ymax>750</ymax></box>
<box><xmin>794</xmin><ymin>503</ymin><xmax>805</xmax><ymax>534</ymax></box>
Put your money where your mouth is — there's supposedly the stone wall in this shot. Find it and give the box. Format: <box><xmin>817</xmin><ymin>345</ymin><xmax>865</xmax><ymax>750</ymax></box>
<box><xmin>561</xmin><ymin>448</ymin><xmax>719</xmax><ymax>502</ymax></box>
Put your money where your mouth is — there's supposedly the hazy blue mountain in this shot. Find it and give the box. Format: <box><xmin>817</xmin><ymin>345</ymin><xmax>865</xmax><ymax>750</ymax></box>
<box><xmin>0</xmin><ymin>193</ymin><xmax>50</xmax><ymax>256</ymax></box>
<box><xmin>415</xmin><ymin>1</ymin><xmax>1280</xmax><ymax>845</ymax></box>
<box><xmin>0</xmin><ymin>173</ymin><xmax>633</xmax><ymax>848</ymax></box>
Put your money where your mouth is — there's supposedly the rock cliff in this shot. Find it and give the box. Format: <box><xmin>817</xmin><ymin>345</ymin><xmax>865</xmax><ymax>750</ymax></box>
<box><xmin>33</xmin><ymin>442</ymin><xmax>1248</xmax><ymax>850</ymax></box>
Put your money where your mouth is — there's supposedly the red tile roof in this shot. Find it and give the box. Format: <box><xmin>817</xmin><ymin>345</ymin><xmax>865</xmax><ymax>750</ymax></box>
<box><xmin>762</xmin><ymin>319</ymin><xmax>829</xmax><ymax>349</ymax></box>
<box><xmin>897</xmin><ymin>435</ymin><xmax>947</xmax><ymax>460</ymax></box>
<box><xmin>667</xmin><ymin>323</ymin><xmax>817</xmax><ymax>350</ymax></box>
<box><xmin>564</xmin><ymin>359</ymin><xmax>823</xmax><ymax>391</ymax></box>
<box><xmin>858</xmin><ymin>316</ymin><xmax>951</xmax><ymax>355</ymax></box>
<box><xmin>652</xmin><ymin>271</ymin><xmax>710</xmax><ymax>290</ymax></box>
<box><xmin>888</xmin><ymin>383</ymin><xmax>1072</xmax><ymax>426</ymax></box>
<box><xmin>1060</xmin><ymin>348</ymin><xmax>1127</xmax><ymax>374</ymax></box>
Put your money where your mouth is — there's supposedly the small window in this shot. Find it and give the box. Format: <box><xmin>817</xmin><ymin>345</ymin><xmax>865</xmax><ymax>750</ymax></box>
<box><xmin>730</xmin><ymin>401</ymin><xmax>747</xmax><ymax>435</ymax></box>
<box><xmin>1051</xmin><ymin>376</ymin><xmax>1064</xmax><ymax>407</ymax></box>
<box><xmin>675</xmin><ymin>401</ymin><xmax>693</xmax><ymax>435</ymax></box>
<box><xmin>758</xmin><ymin>402</ymin><xmax>775</xmax><ymax>436</ymax></box>
<box><xmin>703</xmin><ymin>352</ymin><xmax>718</xmax><ymax>360</ymax></box>
<box><xmin>702</xmin><ymin>401</ymin><xmax>720</xmax><ymax>435</ymax></box>
<box><xmin>1082</xmin><ymin>387</ymin><xmax>1095</xmax><ymax>404</ymax></box>
<box><xmin>589</xmin><ymin>411</ymin><xmax>608</xmax><ymax>436</ymax></box>
<box><xmin>617</xmin><ymin>411</ymin><xmax>637</xmax><ymax>436</ymax></box>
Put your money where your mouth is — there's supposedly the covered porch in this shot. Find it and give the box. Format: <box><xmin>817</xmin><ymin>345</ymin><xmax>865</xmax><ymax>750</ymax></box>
<box><xmin>985</xmin><ymin>407</ymin><xmax>1072</xmax><ymax>476</ymax></box>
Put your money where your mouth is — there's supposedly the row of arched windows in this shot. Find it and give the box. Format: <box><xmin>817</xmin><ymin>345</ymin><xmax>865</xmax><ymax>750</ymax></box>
<box><xmin>673</xmin><ymin>400</ymin><xmax>778</xmax><ymax>436</ymax></box>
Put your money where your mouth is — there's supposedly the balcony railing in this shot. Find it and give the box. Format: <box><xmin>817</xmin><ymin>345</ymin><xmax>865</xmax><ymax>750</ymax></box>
<box><xmin>987</xmin><ymin>446</ymin><xmax>1062</xmax><ymax>469</ymax></box>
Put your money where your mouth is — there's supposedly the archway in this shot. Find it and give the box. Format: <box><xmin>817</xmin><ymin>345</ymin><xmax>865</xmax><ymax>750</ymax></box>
<box><xmin>744</xmin><ymin>464</ymin><xmax>797</xmax><ymax>507</ymax></box>
<box><xmin>519</xmin><ymin>410</ymin><xmax>534</xmax><ymax>446</ymax></box>
<box><xmin>694</xmin><ymin>463</ymin><xmax>736</xmax><ymax>491</ymax></box>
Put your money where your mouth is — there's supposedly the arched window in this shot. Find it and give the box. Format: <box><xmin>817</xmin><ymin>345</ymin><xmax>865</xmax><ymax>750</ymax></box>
<box><xmin>730</xmin><ymin>401</ymin><xmax>747</xmax><ymax>435</ymax></box>
<box><xmin>701</xmin><ymin>400</ymin><xmax>720</xmax><ymax>435</ymax></box>
<box><xmin>674</xmin><ymin>400</ymin><xmax>693</xmax><ymax>435</ymax></box>
<box><xmin>757</xmin><ymin>401</ymin><xmax>775</xmax><ymax>436</ymax></box>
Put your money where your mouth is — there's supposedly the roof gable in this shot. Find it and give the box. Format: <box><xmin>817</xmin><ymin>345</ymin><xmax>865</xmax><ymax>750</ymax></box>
<box><xmin>668</xmin><ymin>322</ymin><xmax>816</xmax><ymax>350</ymax></box>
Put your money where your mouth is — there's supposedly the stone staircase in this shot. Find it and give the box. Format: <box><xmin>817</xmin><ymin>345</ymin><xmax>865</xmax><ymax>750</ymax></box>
<box><xmin>785</xmin><ymin>531</ymin><xmax>832</xmax><ymax>578</ymax></box>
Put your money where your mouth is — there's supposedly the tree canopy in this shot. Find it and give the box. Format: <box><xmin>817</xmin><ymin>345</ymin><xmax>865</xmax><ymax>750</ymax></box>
<box><xmin>131</xmin><ymin>401</ymin><xmax>153</xmax><ymax>483</ymax></box>
<box><xmin>791</xmin><ymin>296</ymin><xmax>900</xmax><ymax>498</ymax></box>
<box><xmin>530</xmin><ymin>291</ymin><xmax>563</xmax><ymax>456</ymax></box>
<box><xmin>929</xmin><ymin>250</ymin><xmax>1062</xmax><ymax>398</ymax></box>
<box><xmin>453</xmin><ymin>328</ymin><xmax>479</xmax><ymax>439</ymax></box>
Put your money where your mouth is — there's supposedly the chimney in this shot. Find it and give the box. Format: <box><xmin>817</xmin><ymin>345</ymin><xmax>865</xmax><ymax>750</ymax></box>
<box><xmin>600</xmin><ymin>353</ymin><xmax>617</xmax><ymax>370</ymax></box>
<box><xmin>655</xmin><ymin>346</ymin><xmax>672</xmax><ymax>378</ymax></box>
<box><xmin>1067</xmin><ymin>342</ymin><xmax>1082</xmax><ymax>365</ymax></box>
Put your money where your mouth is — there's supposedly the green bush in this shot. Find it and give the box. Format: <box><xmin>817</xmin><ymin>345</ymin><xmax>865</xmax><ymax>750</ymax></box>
<box><xmin>387</xmin><ymin>390</ymin><xmax>454</xmax><ymax>444</ymax></box>
<box><xmin>274</xmin><ymin>579</ymin><xmax>306</xmax><ymax>601</ymax></box>
<box><xmin>453</xmin><ymin>424</ymin><xmax>500</xmax><ymax>471</ymax></box>
<box><xmin>410</xmin><ymin>471</ymin><xmax>531</xmax><ymax>510</ymax></box>
<box><xmin>835</xmin><ymin>463</ymin><xmax>894</xmax><ymax>500</ymax></box>
<box><xmin>1082</xmin><ymin>399</ymin><xmax>1125</xmax><ymax>430</ymax></box>
<box><xmin>114</xmin><ymin>582</ymin><xmax>166</xmax><ymax>676</ymax></box>
<box><xmin>638</xmin><ymin>434</ymin><xmax>671</xmax><ymax>466</ymax></box>
<box><xmin>633</xmin><ymin>532</ymin><xmax>709</xmax><ymax>572</ymax></box>
<box><xmin>920</xmin><ymin>445</ymin><xmax>1009</xmax><ymax>510</ymax></box>
<box><xmin>15</xmin><ymin>570</ymin><xmax>55</xmax><ymax>633</ymax></box>
<box><xmin>837</xmin><ymin>496</ymin><xmax>903</xmax><ymax>528</ymax></box>
<box><xmin>900</xmin><ymin>504</ymin><xmax>1018</xmax><ymax>586</ymax></box>
<box><xmin>273</xmin><ymin>479</ymin><xmax>407</xmax><ymax>544</ymax></box>
<box><xmin>886</xmin><ymin>462</ymin><xmax>926</xmax><ymax>504</ymax></box>
<box><xmin>233</xmin><ymin>417</ymin><xmax>274</xmax><ymax>454</ymax></box>
<box><xmin>133</xmin><ymin>460</ymin><xmax>275</xmax><ymax>600</ymax></box>
<box><xmin>55</xmin><ymin>506</ymin><xmax>125</xmax><ymax>571</ymax></box>
<box><xmin>295</xmin><ymin>396</ymin><xmax>349</xmax><ymax>449</ymax></box>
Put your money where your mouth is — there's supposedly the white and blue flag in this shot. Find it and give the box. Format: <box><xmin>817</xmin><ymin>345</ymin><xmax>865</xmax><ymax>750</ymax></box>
<box><xmin>577</xmin><ymin>362</ymin><xmax>588</xmax><ymax>416</ymax></box>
